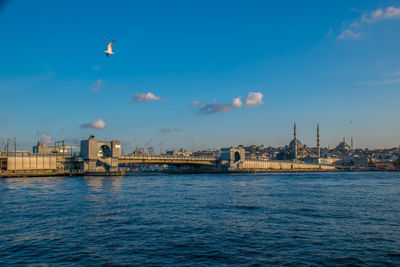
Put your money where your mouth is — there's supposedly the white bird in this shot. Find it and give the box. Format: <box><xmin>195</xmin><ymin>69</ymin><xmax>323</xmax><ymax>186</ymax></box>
<box><xmin>105</xmin><ymin>40</ymin><xmax>115</xmax><ymax>57</ymax></box>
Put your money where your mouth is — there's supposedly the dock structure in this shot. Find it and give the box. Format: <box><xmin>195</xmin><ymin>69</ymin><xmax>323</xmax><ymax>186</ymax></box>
<box><xmin>0</xmin><ymin>136</ymin><xmax>337</xmax><ymax>178</ymax></box>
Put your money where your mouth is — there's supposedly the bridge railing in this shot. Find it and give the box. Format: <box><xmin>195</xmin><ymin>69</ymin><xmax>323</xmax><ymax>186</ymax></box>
<box><xmin>119</xmin><ymin>154</ymin><xmax>217</xmax><ymax>161</ymax></box>
<box><xmin>246</xmin><ymin>158</ymin><xmax>302</xmax><ymax>163</ymax></box>
<box><xmin>245</xmin><ymin>158</ymin><xmax>334</xmax><ymax>166</ymax></box>
<box><xmin>0</xmin><ymin>151</ymin><xmax>79</xmax><ymax>158</ymax></box>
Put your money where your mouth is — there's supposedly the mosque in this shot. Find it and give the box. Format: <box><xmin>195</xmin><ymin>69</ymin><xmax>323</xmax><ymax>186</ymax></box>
<box><xmin>287</xmin><ymin>122</ymin><xmax>311</xmax><ymax>159</ymax></box>
<box><xmin>282</xmin><ymin>122</ymin><xmax>354</xmax><ymax>161</ymax></box>
<box><xmin>334</xmin><ymin>137</ymin><xmax>351</xmax><ymax>153</ymax></box>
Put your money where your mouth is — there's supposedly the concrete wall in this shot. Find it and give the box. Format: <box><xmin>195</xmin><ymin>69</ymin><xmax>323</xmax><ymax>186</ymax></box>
<box><xmin>243</xmin><ymin>160</ymin><xmax>336</xmax><ymax>170</ymax></box>
<box><xmin>7</xmin><ymin>155</ymin><xmax>57</xmax><ymax>171</ymax></box>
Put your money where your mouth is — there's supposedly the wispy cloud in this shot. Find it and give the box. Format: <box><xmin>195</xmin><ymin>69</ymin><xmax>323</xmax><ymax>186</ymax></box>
<box><xmin>191</xmin><ymin>92</ymin><xmax>264</xmax><ymax>115</ymax></box>
<box><xmin>80</xmin><ymin>119</ymin><xmax>106</xmax><ymax>129</ymax></box>
<box><xmin>326</xmin><ymin>28</ymin><xmax>333</xmax><ymax>38</ymax></box>
<box><xmin>197</xmin><ymin>102</ymin><xmax>233</xmax><ymax>115</ymax></box>
<box><xmin>338</xmin><ymin>29</ymin><xmax>363</xmax><ymax>40</ymax></box>
<box><xmin>130</xmin><ymin>92</ymin><xmax>165</xmax><ymax>103</ymax></box>
<box><xmin>159</xmin><ymin>127</ymin><xmax>181</xmax><ymax>133</ymax></box>
<box><xmin>190</xmin><ymin>100</ymin><xmax>205</xmax><ymax>107</ymax></box>
<box><xmin>357</xmin><ymin>78</ymin><xmax>400</xmax><ymax>86</ymax></box>
<box><xmin>41</xmin><ymin>134</ymin><xmax>52</xmax><ymax>144</ymax></box>
<box><xmin>339</xmin><ymin>5</ymin><xmax>400</xmax><ymax>40</ymax></box>
<box><xmin>386</xmin><ymin>70</ymin><xmax>400</xmax><ymax>77</ymax></box>
<box><xmin>93</xmin><ymin>65</ymin><xmax>102</xmax><ymax>71</ymax></box>
<box><xmin>91</xmin><ymin>79</ymin><xmax>105</xmax><ymax>93</ymax></box>
<box><xmin>357</xmin><ymin>69</ymin><xmax>400</xmax><ymax>85</ymax></box>
<box><xmin>361</xmin><ymin>6</ymin><xmax>400</xmax><ymax>23</ymax></box>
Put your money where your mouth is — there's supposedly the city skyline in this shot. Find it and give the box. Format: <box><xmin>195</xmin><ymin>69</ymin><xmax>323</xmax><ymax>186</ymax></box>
<box><xmin>1</xmin><ymin>0</ymin><xmax>400</xmax><ymax>151</ymax></box>
<box><xmin>1</xmin><ymin>122</ymin><xmax>397</xmax><ymax>153</ymax></box>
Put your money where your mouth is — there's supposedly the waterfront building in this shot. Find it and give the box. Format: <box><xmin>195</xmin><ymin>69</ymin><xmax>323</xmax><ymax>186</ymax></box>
<box><xmin>32</xmin><ymin>142</ymin><xmax>78</xmax><ymax>155</ymax></box>
<box><xmin>166</xmin><ymin>149</ymin><xmax>192</xmax><ymax>157</ymax></box>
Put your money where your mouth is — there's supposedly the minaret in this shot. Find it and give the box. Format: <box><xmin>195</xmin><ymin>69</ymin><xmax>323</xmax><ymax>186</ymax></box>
<box><xmin>317</xmin><ymin>123</ymin><xmax>320</xmax><ymax>158</ymax></box>
<box><xmin>294</xmin><ymin>122</ymin><xmax>297</xmax><ymax>160</ymax></box>
<box><xmin>351</xmin><ymin>137</ymin><xmax>353</xmax><ymax>150</ymax></box>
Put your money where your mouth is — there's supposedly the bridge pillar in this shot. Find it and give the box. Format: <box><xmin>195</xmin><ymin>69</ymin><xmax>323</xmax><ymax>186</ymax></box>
<box><xmin>220</xmin><ymin>147</ymin><xmax>245</xmax><ymax>171</ymax></box>
<box><xmin>80</xmin><ymin>135</ymin><xmax>121</xmax><ymax>173</ymax></box>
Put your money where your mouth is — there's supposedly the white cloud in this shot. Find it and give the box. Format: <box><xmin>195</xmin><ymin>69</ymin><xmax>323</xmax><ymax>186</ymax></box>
<box><xmin>339</xmin><ymin>6</ymin><xmax>400</xmax><ymax>40</ymax></box>
<box><xmin>81</xmin><ymin>119</ymin><xmax>106</xmax><ymax>129</ymax></box>
<box><xmin>41</xmin><ymin>134</ymin><xmax>52</xmax><ymax>144</ymax></box>
<box><xmin>191</xmin><ymin>91</ymin><xmax>264</xmax><ymax>115</ymax></box>
<box><xmin>231</xmin><ymin>97</ymin><xmax>243</xmax><ymax>107</ymax></box>
<box><xmin>244</xmin><ymin>92</ymin><xmax>264</xmax><ymax>106</ymax></box>
<box><xmin>91</xmin><ymin>79</ymin><xmax>105</xmax><ymax>93</ymax></box>
<box><xmin>338</xmin><ymin>29</ymin><xmax>363</xmax><ymax>40</ymax></box>
<box><xmin>362</xmin><ymin>6</ymin><xmax>400</xmax><ymax>23</ymax></box>
<box><xmin>130</xmin><ymin>92</ymin><xmax>164</xmax><ymax>103</ymax></box>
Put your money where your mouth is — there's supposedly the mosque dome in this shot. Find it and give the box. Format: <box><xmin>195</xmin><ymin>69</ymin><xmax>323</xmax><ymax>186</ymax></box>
<box><xmin>335</xmin><ymin>138</ymin><xmax>351</xmax><ymax>152</ymax></box>
<box><xmin>289</xmin><ymin>139</ymin><xmax>304</xmax><ymax>149</ymax></box>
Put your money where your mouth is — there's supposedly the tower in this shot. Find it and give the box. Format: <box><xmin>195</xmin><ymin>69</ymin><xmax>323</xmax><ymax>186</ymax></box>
<box><xmin>351</xmin><ymin>137</ymin><xmax>353</xmax><ymax>150</ymax></box>
<box><xmin>294</xmin><ymin>122</ymin><xmax>297</xmax><ymax>160</ymax></box>
<box><xmin>317</xmin><ymin>123</ymin><xmax>320</xmax><ymax>158</ymax></box>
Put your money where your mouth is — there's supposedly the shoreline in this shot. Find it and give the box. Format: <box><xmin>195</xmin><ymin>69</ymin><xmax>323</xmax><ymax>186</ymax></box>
<box><xmin>1</xmin><ymin>168</ymin><xmax>399</xmax><ymax>178</ymax></box>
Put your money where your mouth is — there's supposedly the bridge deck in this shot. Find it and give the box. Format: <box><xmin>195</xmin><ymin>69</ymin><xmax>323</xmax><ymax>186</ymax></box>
<box><xmin>118</xmin><ymin>155</ymin><xmax>218</xmax><ymax>166</ymax></box>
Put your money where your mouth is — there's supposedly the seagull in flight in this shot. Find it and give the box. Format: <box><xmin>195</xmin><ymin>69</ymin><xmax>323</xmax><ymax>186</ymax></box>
<box><xmin>105</xmin><ymin>40</ymin><xmax>115</xmax><ymax>57</ymax></box>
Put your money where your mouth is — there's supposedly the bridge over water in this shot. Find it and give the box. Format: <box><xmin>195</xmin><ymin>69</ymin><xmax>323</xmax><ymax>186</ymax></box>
<box><xmin>118</xmin><ymin>155</ymin><xmax>218</xmax><ymax>166</ymax></box>
<box><xmin>0</xmin><ymin>136</ymin><xmax>336</xmax><ymax>177</ymax></box>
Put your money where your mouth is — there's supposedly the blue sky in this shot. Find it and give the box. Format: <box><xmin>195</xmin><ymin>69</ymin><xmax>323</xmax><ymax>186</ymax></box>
<box><xmin>0</xmin><ymin>0</ymin><xmax>399</xmax><ymax>151</ymax></box>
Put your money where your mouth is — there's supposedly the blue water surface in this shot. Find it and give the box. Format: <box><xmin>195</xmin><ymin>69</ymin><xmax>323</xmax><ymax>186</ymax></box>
<box><xmin>1</xmin><ymin>172</ymin><xmax>400</xmax><ymax>265</ymax></box>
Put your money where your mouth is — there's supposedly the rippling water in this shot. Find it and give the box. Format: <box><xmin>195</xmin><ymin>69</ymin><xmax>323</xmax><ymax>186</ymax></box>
<box><xmin>1</xmin><ymin>172</ymin><xmax>400</xmax><ymax>265</ymax></box>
